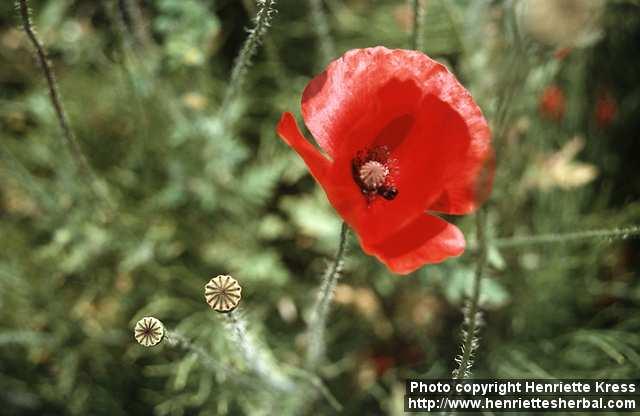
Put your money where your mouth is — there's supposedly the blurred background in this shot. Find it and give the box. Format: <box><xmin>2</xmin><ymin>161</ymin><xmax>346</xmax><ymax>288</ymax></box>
<box><xmin>1</xmin><ymin>0</ymin><xmax>639</xmax><ymax>414</ymax></box>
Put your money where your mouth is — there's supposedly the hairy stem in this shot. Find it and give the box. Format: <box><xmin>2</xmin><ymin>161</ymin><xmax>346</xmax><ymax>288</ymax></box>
<box><xmin>16</xmin><ymin>0</ymin><xmax>112</xmax><ymax>209</ymax></box>
<box><xmin>494</xmin><ymin>225</ymin><xmax>640</xmax><ymax>248</ymax></box>
<box><xmin>453</xmin><ymin>207</ymin><xmax>488</xmax><ymax>380</ymax></box>
<box><xmin>221</xmin><ymin>0</ymin><xmax>278</xmax><ymax>112</ymax></box>
<box><xmin>165</xmin><ymin>330</ymin><xmax>258</xmax><ymax>389</ymax></box>
<box><xmin>166</xmin><ymin>330</ymin><xmax>234</xmax><ymax>374</ymax></box>
<box><xmin>306</xmin><ymin>222</ymin><xmax>349</xmax><ymax>370</ymax></box>
<box><xmin>225</xmin><ymin>310</ymin><xmax>294</xmax><ymax>392</ymax></box>
<box><xmin>283</xmin><ymin>364</ymin><xmax>343</xmax><ymax>412</ymax></box>
<box><xmin>308</xmin><ymin>0</ymin><xmax>335</xmax><ymax>65</ymax></box>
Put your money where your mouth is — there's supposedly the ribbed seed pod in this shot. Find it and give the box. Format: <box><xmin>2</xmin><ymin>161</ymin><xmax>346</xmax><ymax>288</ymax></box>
<box><xmin>134</xmin><ymin>316</ymin><xmax>165</xmax><ymax>347</ymax></box>
<box><xmin>205</xmin><ymin>275</ymin><xmax>242</xmax><ymax>312</ymax></box>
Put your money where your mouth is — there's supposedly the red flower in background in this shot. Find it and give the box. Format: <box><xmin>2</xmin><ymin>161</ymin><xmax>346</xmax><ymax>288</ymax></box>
<box><xmin>539</xmin><ymin>85</ymin><xmax>565</xmax><ymax>121</ymax></box>
<box><xmin>277</xmin><ymin>47</ymin><xmax>493</xmax><ymax>274</ymax></box>
<box><xmin>553</xmin><ymin>47</ymin><xmax>572</xmax><ymax>61</ymax></box>
<box><xmin>595</xmin><ymin>90</ymin><xmax>617</xmax><ymax>128</ymax></box>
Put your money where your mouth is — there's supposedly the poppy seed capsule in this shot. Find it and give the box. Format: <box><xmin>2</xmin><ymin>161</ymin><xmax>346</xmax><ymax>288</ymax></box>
<box><xmin>205</xmin><ymin>275</ymin><xmax>242</xmax><ymax>313</ymax></box>
<box><xmin>134</xmin><ymin>316</ymin><xmax>165</xmax><ymax>347</ymax></box>
<box><xmin>359</xmin><ymin>160</ymin><xmax>389</xmax><ymax>190</ymax></box>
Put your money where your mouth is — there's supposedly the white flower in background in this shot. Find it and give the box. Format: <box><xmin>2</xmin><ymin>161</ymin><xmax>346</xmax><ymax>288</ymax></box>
<box><xmin>521</xmin><ymin>0</ymin><xmax>605</xmax><ymax>48</ymax></box>
<box><xmin>525</xmin><ymin>136</ymin><xmax>599</xmax><ymax>191</ymax></box>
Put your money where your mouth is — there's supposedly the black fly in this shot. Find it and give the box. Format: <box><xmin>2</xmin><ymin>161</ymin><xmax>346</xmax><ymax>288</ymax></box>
<box><xmin>377</xmin><ymin>186</ymin><xmax>398</xmax><ymax>200</ymax></box>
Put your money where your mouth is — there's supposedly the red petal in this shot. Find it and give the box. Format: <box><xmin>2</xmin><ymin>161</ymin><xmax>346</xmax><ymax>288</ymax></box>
<box><xmin>429</xmin><ymin>147</ymin><xmax>495</xmax><ymax>215</ymax></box>
<box><xmin>360</xmin><ymin>214</ymin><xmax>465</xmax><ymax>275</ymax></box>
<box><xmin>276</xmin><ymin>112</ymin><xmax>331</xmax><ymax>183</ymax></box>
<box><xmin>277</xmin><ymin>112</ymin><xmax>366</xmax><ymax>232</ymax></box>
<box><xmin>302</xmin><ymin>48</ymin><xmax>431</xmax><ymax>158</ymax></box>
<box><xmin>301</xmin><ymin>47</ymin><xmax>493</xmax><ymax>220</ymax></box>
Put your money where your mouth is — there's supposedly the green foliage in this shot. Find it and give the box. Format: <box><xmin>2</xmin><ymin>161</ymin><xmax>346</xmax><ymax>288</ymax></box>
<box><xmin>1</xmin><ymin>0</ymin><xmax>639</xmax><ymax>415</ymax></box>
<box><xmin>154</xmin><ymin>0</ymin><xmax>221</xmax><ymax>67</ymax></box>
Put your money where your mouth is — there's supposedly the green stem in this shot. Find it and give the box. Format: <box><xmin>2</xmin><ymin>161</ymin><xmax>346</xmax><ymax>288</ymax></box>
<box><xmin>225</xmin><ymin>310</ymin><xmax>294</xmax><ymax>392</ymax></box>
<box><xmin>221</xmin><ymin>0</ymin><xmax>278</xmax><ymax>113</ymax></box>
<box><xmin>305</xmin><ymin>222</ymin><xmax>349</xmax><ymax>370</ymax></box>
<box><xmin>283</xmin><ymin>364</ymin><xmax>343</xmax><ymax>412</ymax></box>
<box><xmin>453</xmin><ymin>208</ymin><xmax>488</xmax><ymax>380</ymax></box>
<box><xmin>166</xmin><ymin>330</ymin><xmax>232</xmax><ymax>373</ymax></box>
<box><xmin>410</xmin><ymin>0</ymin><xmax>425</xmax><ymax>51</ymax></box>
<box><xmin>165</xmin><ymin>330</ymin><xmax>257</xmax><ymax>388</ymax></box>
<box><xmin>494</xmin><ymin>225</ymin><xmax>640</xmax><ymax>248</ymax></box>
<box><xmin>16</xmin><ymin>0</ymin><xmax>113</xmax><ymax>211</ymax></box>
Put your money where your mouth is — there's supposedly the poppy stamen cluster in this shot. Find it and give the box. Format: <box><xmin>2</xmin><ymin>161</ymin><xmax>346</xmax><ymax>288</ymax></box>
<box><xmin>352</xmin><ymin>145</ymin><xmax>398</xmax><ymax>202</ymax></box>
<box><xmin>359</xmin><ymin>161</ymin><xmax>388</xmax><ymax>189</ymax></box>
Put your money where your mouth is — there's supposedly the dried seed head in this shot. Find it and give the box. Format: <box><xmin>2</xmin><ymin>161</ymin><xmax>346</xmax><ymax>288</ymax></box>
<box><xmin>359</xmin><ymin>160</ymin><xmax>389</xmax><ymax>190</ymax></box>
<box><xmin>134</xmin><ymin>316</ymin><xmax>165</xmax><ymax>347</ymax></box>
<box><xmin>205</xmin><ymin>275</ymin><xmax>242</xmax><ymax>313</ymax></box>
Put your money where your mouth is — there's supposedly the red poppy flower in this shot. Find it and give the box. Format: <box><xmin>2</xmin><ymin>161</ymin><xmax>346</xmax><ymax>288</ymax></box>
<box><xmin>539</xmin><ymin>85</ymin><xmax>565</xmax><ymax>121</ymax></box>
<box><xmin>277</xmin><ymin>47</ymin><xmax>493</xmax><ymax>274</ymax></box>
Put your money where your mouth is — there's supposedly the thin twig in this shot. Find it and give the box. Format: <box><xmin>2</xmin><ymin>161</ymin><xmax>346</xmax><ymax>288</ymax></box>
<box><xmin>16</xmin><ymin>0</ymin><xmax>112</xmax><ymax>210</ymax></box>
<box><xmin>306</xmin><ymin>222</ymin><xmax>349</xmax><ymax>370</ymax></box>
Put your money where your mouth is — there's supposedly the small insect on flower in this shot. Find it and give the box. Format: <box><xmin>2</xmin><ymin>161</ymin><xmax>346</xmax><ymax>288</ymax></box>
<box><xmin>277</xmin><ymin>47</ymin><xmax>494</xmax><ymax>274</ymax></box>
<box><xmin>205</xmin><ymin>275</ymin><xmax>242</xmax><ymax>313</ymax></box>
<box><xmin>134</xmin><ymin>317</ymin><xmax>165</xmax><ymax>347</ymax></box>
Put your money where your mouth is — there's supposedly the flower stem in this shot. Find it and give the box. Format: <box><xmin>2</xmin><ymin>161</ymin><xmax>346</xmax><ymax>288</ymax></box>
<box><xmin>283</xmin><ymin>364</ymin><xmax>343</xmax><ymax>412</ymax></box>
<box><xmin>165</xmin><ymin>330</ymin><xmax>258</xmax><ymax>388</ymax></box>
<box><xmin>166</xmin><ymin>330</ymin><xmax>231</xmax><ymax>373</ymax></box>
<box><xmin>494</xmin><ymin>225</ymin><xmax>640</xmax><ymax>248</ymax></box>
<box><xmin>16</xmin><ymin>0</ymin><xmax>113</xmax><ymax>211</ymax></box>
<box><xmin>225</xmin><ymin>309</ymin><xmax>295</xmax><ymax>392</ymax></box>
<box><xmin>305</xmin><ymin>222</ymin><xmax>349</xmax><ymax>370</ymax></box>
<box><xmin>221</xmin><ymin>0</ymin><xmax>278</xmax><ymax>113</ymax></box>
<box><xmin>453</xmin><ymin>207</ymin><xmax>488</xmax><ymax>380</ymax></box>
<box><xmin>410</xmin><ymin>0</ymin><xmax>425</xmax><ymax>51</ymax></box>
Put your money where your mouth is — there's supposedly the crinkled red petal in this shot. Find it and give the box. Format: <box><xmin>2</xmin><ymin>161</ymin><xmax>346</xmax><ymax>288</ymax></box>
<box><xmin>360</xmin><ymin>214</ymin><xmax>465</xmax><ymax>275</ymax></box>
<box><xmin>429</xmin><ymin>148</ymin><xmax>495</xmax><ymax>215</ymax></box>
